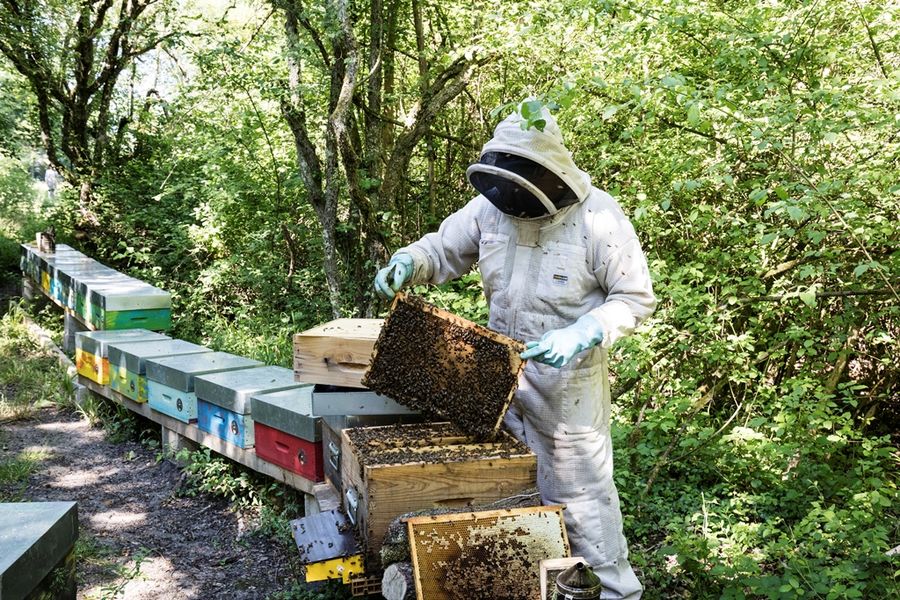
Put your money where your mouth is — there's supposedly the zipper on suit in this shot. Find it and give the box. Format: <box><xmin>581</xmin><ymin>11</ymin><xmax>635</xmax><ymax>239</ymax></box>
<box><xmin>506</xmin><ymin>221</ymin><xmax>540</xmax><ymax>337</ymax></box>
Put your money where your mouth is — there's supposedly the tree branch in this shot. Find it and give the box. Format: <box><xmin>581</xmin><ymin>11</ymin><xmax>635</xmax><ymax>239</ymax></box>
<box><xmin>379</xmin><ymin>52</ymin><xmax>490</xmax><ymax>203</ymax></box>
<box><xmin>748</xmin><ymin>289</ymin><xmax>894</xmax><ymax>303</ymax></box>
<box><xmin>853</xmin><ymin>0</ymin><xmax>888</xmax><ymax>78</ymax></box>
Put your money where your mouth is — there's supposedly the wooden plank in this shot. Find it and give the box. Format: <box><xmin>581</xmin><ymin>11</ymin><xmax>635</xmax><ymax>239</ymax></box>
<box><xmin>293</xmin><ymin>319</ymin><xmax>383</xmax><ymax>388</ymax></box>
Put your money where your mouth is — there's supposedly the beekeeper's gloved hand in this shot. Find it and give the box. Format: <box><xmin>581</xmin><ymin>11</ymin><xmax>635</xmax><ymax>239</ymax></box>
<box><xmin>374</xmin><ymin>253</ymin><xmax>414</xmax><ymax>300</ymax></box>
<box><xmin>520</xmin><ymin>314</ymin><xmax>604</xmax><ymax>368</ymax></box>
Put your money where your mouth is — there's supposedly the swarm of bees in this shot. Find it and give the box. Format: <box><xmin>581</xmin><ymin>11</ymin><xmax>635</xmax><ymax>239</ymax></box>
<box><xmin>363</xmin><ymin>294</ymin><xmax>524</xmax><ymax>441</ymax></box>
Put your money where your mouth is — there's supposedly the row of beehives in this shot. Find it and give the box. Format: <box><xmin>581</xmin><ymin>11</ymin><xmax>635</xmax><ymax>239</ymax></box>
<box><xmin>74</xmin><ymin>327</ymin><xmax>420</xmax><ymax>483</ymax></box>
<box><xmin>20</xmin><ymin>243</ymin><xmax>172</xmax><ymax>331</ymax></box>
<box><xmin>76</xmin><ymin>320</ymin><xmax>540</xmax><ymax>593</ymax></box>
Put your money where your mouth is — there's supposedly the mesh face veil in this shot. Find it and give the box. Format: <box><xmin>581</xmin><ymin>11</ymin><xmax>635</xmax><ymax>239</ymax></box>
<box><xmin>467</xmin><ymin>152</ymin><xmax>580</xmax><ymax>219</ymax></box>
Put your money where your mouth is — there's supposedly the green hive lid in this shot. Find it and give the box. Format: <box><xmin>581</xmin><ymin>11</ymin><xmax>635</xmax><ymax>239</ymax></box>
<box><xmin>194</xmin><ymin>366</ymin><xmax>304</xmax><ymax>414</ymax></box>
<box><xmin>250</xmin><ymin>386</ymin><xmax>320</xmax><ymax>441</ymax></box>
<box><xmin>76</xmin><ymin>329</ymin><xmax>170</xmax><ymax>357</ymax></box>
<box><xmin>0</xmin><ymin>501</ymin><xmax>78</xmax><ymax>600</ymax></box>
<box><xmin>107</xmin><ymin>339</ymin><xmax>210</xmax><ymax>374</ymax></box>
<box><xmin>145</xmin><ymin>352</ymin><xmax>266</xmax><ymax>392</ymax></box>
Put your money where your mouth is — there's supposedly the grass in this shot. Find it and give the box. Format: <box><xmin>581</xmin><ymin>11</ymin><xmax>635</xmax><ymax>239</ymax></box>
<box><xmin>75</xmin><ymin>535</ymin><xmax>153</xmax><ymax>600</ymax></box>
<box><xmin>0</xmin><ymin>302</ymin><xmax>72</xmax><ymax>421</ymax></box>
<box><xmin>0</xmin><ymin>447</ymin><xmax>52</xmax><ymax>501</ymax></box>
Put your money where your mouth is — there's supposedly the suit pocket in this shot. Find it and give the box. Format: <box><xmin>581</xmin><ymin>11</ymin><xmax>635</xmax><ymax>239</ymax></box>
<box><xmin>478</xmin><ymin>233</ymin><xmax>509</xmax><ymax>294</ymax></box>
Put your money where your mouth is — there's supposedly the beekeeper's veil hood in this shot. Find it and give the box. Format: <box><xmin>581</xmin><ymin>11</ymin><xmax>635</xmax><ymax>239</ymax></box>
<box><xmin>466</xmin><ymin>104</ymin><xmax>591</xmax><ymax>219</ymax></box>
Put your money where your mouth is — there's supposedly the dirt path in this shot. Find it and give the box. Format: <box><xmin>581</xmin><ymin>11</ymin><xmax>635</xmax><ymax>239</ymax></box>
<box><xmin>1</xmin><ymin>406</ymin><xmax>298</xmax><ymax>599</ymax></box>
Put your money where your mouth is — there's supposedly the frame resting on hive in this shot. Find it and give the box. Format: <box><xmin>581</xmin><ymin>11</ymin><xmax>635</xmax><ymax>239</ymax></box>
<box><xmin>406</xmin><ymin>506</ymin><xmax>570</xmax><ymax>600</ymax></box>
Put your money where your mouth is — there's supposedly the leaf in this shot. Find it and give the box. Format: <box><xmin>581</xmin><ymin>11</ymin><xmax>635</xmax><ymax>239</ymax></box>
<box><xmin>687</xmin><ymin>103</ymin><xmax>700</xmax><ymax>126</ymax></box>
<box><xmin>799</xmin><ymin>285</ymin><xmax>818</xmax><ymax>307</ymax></box>
<box><xmin>749</xmin><ymin>188</ymin><xmax>768</xmax><ymax>204</ymax></box>
<box><xmin>853</xmin><ymin>263</ymin><xmax>870</xmax><ymax>277</ymax></box>
<box><xmin>661</xmin><ymin>75</ymin><xmax>683</xmax><ymax>88</ymax></box>
<box><xmin>786</xmin><ymin>204</ymin><xmax>807</xmax><ymax>221</ymax></box>
<box><xmin>602</xmin><ymin>105</ymin><xmax>619</xmax><ymax>120</ymax></box>
<box><xmin>521</xmin><ymin>100</ymin><xmax>543</xmax><ymax>119</ymax></box>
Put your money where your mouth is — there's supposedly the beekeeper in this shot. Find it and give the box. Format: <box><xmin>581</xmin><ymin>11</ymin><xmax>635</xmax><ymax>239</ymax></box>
<box><xmin>374</xmin><ymin>103</ymin><xmax>656</xmax><ymax>599</ymax></box>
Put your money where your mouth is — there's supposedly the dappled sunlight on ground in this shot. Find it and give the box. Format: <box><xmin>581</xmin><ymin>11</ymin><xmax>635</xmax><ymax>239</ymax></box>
<box><xmin>2</xmin><ymin>406</ymin><xmax>297</xmax><ymax>598</ymax></box>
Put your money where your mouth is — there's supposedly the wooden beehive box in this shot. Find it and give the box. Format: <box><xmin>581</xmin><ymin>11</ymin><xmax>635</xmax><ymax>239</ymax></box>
<box><xmin>340</xmin><ymin>422</ymin><xmax>536</xmax><ymax>563</ymax></box>
<box><xmin>293</xmin><ymin>319</ymin><xmax>383</xmax><ymax>388</ymax></box>
<box><xmin>362</xmin><ymin>293</ymin><xmax>526</xmax><ymax>440</ymax></box>
<box><xmin>407</xmin><ymin>506</ymin><xmax>570</xmax><ymax>600</ymax></box>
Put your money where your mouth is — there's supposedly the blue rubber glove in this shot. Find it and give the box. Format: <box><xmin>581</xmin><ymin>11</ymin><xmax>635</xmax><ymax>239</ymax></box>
<box><xmin>374</xmin><ymin>253</ymin><xmax>414</xmax><ymax>300</ymax></box>
<box><xmin>519</xmin><ymin>314</ymin><xmax>605</xmax><ymax>368</ymax></box>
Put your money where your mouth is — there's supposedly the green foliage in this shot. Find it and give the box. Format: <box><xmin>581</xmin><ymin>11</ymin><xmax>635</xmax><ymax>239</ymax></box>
<box><xmin>0</xmin><ymin>448</ymin><xmax>51</xmax><ymax>501</ymax></box>
<box><xmin>548</xmin><ymin>2</ymin><xmax>900</xmax><ymax>596</ymax></box>
<box><xmin>0</xmin><ymin>302</ymin><xmax>72</xmax><ymax>421</ymax></box>
<box><xmin>175</xmin><ymin>447</ymin><xmax>305</xmax><ymax>546</ymax></box>
<box><xmin>2</xmin><ymin>0</ymin><xmax>897</xmax><ymax>597</ymax></box>
<box><xmin>0</xmin><ymin>155</ymin><xmax>46</xmax><ymax>281</ymax></box>
<box><xmin>410</xmin><ymin>272</ymin><xmax>489</xmax><ymax>325</ymax></box>
<box><xmin>266</xmin><ymin>581</ymin><xmax>352</xmax><ymax>600</ymax></box>
<box><xmin>0</xmin><ymin>67</ymin><xmax>35</xmax><ymax>154</ymax></box>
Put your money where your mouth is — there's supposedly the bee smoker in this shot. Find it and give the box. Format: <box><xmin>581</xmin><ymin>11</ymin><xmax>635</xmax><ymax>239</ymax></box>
<box><xmin>554</xmin><ymin>561</ymin><xmax>603</xmax><ymax>600</ymax></box>
<box><xmin>36</xmin><ymin>228</ymin><xmax>56</xmax><ymax>253</ymax></box>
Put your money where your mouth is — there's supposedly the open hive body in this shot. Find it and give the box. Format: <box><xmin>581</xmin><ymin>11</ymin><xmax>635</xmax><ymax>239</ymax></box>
<box><xmin>407</xmin><ymin>507</ymin><xmax>570</xmax><ymax>600</ymax></box>
<box><xmin>363</xmin><ymin>293</ymin><xmax>526</xmax><ymax>440</ymax></box>
<box><xmin>340</xmin><ymin>422</ymin><xmax>536</xmax><ymax>563</ymax></box>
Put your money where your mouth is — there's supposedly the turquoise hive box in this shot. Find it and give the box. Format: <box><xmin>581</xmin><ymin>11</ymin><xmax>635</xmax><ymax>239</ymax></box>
<box><xmin>194</xmin><ymin>366</ymin><xmax>305</xmax><ymax>449</ymax></box>
<box><xmin>45</xmin><ymin>256</ymin><xmax>95</xmax><ymax>305</ymax></box>
<box><xmin>0</xmin><ymin>502</ymin><xmax>78</xmax><ymax>600</ymax></box>
<box><xmin>145</xmin><ymin>352</ymin><xmax>265</xmax><ymax>423</ymax></box>
<box><xmin>57</xmin><ymin>263</ymin><xmax>117</xmax><ymax>310</ymax></box>
<box><xmin>108</xmin><ymin>339</ymin><xmax>210</xmax><ymax>403</ymax></box>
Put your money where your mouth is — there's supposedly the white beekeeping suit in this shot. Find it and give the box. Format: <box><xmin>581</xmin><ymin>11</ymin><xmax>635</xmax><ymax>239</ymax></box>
<box><xmin>376</xmin><ymin>105</ymin><xmax>655</xmax><ymax>599</ymax></box>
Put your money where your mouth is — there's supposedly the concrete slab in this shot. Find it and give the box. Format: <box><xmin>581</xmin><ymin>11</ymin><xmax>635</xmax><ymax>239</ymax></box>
<box><xmin>0</xmin><ymin>501</ymin><xmax>78</xmax><ymax>600</ymax></box>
